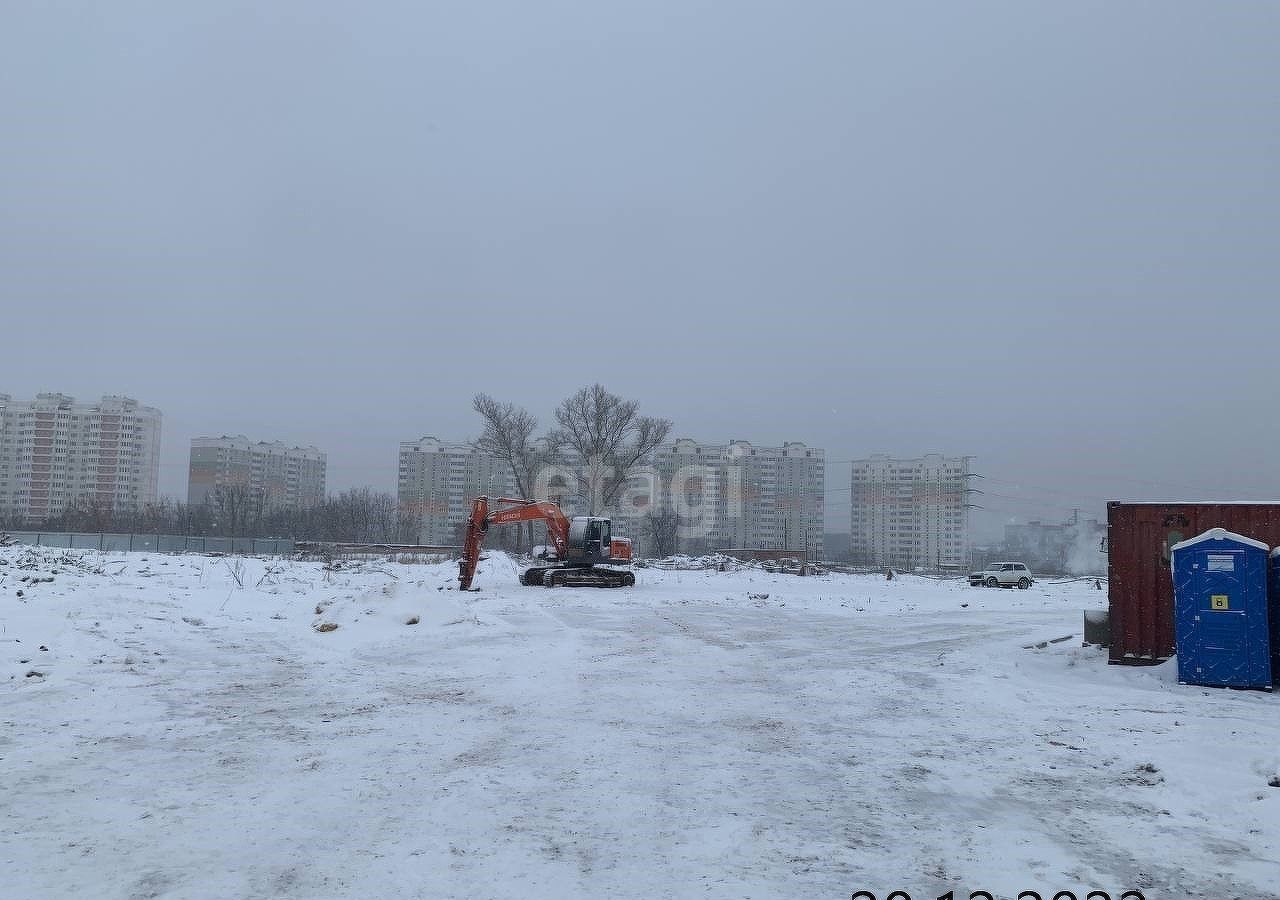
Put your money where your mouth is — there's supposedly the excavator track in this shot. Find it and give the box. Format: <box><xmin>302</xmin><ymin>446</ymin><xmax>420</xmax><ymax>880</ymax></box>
<box><xmin>522</xmin><ymin>566</ymin><xmax>635</xmax><ymax>588</ymax></box>
<box><xmin>520</xmin><ymin>567</ymin><xmax>549</xmax><ymax>586</ymax></box>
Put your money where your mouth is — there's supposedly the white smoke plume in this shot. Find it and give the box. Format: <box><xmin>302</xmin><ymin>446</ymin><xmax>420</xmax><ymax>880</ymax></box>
<box><xmin>1065</xmin><ymin>524</ymin><xmax>1106</xmax><ymax>576</ymax></box>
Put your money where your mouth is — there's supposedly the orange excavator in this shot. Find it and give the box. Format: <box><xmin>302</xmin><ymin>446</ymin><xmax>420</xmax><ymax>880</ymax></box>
<box><xmin>458</xmin><ymin>496</ymin><xmax>636</xmax><ymax>590</ymax></box>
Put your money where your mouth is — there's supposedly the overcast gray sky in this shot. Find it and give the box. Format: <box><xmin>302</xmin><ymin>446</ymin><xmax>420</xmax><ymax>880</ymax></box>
<box><xmin>3</xmin><ymin>1</ymin><xmax>1278</xmax><ymax>539</ymax></box>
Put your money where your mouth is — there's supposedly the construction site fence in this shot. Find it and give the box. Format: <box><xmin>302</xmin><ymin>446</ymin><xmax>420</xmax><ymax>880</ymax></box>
<box><xmin>300</xmin><ymin>542</ymin><xmax>463</xmax><ymax>560</ymax></box>
<box><xmin>3</xmin><ymin>531</ymin><xmax>296</xmax><ymax>556</ymax></box>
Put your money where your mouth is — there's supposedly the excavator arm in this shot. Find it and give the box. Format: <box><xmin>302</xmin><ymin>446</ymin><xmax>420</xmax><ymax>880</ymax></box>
<box><xmin>458</xmin><ymin>496</ymin><xmax>571</xmax><ymax>590</ymax></box>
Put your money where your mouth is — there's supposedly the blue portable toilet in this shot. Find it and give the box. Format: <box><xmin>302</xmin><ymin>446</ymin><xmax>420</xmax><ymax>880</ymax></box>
<box><xmin>1170</xmin><ymin>528</ymin><xmax>1272</xmax><ymax>689</ymax></box>
<box><xmin>1270</xmin><ymin>548</ymin><xmax>1280</xmax><ymax>685</ymax></box>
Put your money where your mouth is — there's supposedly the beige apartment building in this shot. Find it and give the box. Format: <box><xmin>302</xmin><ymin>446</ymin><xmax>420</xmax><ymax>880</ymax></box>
<box><xmin>397</xmin><ymin>437</ymin><xmax>513</xmax><ymax>545</ymax></box>
<box><xmin>0</xmin><ymin>393</ymin><xmax>162</xmax><ymax>523</ymax></box>
<box><xmin>850</xmin><ymin>454</ymin><xmax>972</xmax><ymax>570</ymax></box>
<box><xmin>188</xmin><ymin>436</ymin><xmax>326</xmax><ymax>511</ymax></box>
<box><xmin>630</xmin><ymin>438</ymin><xmax>825</xmax><ymax>558</ymax></box>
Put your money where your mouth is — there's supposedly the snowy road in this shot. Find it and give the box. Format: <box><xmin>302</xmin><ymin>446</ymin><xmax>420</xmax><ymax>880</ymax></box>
<box><xmin>3</xmin><ymin>550</ymin><xmax>1278</xmax><ymax>899</ymax></box>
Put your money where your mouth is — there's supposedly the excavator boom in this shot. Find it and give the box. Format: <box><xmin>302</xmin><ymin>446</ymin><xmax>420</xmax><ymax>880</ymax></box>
<box><xmin>458</xmin><ymin>497</ymin><xmax>570</xmax><ymax>590</ymax></box>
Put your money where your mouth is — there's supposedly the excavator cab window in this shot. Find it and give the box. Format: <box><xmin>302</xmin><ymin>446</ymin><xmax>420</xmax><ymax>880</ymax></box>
<box><xmin>579</xmin><ymin>519</ymin><xmax>597</xmax><ymax>555</ymax></box>
<box><xmin>582</xmin><ymin>519</ymin><xmax>610</xmax><ymax>558</ymax></box>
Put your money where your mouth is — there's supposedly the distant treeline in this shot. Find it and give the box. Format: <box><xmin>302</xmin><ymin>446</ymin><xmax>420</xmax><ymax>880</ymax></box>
<box><xmin>5</xmin><ymin>487</ymin><xmax>427</xmax><ymax>544</ymax></box>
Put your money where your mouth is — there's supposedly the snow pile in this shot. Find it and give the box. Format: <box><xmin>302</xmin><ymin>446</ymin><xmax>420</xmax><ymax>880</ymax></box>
<box><xmin>645</xmin><ymin>553</ymin><xmax>747</xmax><ymax>570</ymax></box>
<box><xmin>311</xmin><ymin>575</ymin><xmax>477</xmax><ymax>635</ymax></box>
<box><xmin>643</xmin><ymin>552</ymin><xmax>818</xmax><ymax>573</ymax></box>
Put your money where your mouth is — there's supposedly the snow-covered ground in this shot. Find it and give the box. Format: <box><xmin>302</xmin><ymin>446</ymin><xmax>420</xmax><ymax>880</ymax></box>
<box><xmin>3</xmin><ymin>546</ymin><xmax>1278</xmax><ymax>900</ymax></box>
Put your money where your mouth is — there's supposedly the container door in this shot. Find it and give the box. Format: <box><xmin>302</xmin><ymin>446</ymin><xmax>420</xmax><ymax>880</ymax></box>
<box><xmin>1154</xmin><ymin>522</ymin><xmax>1187</xmax><ymax>658</ymax></box>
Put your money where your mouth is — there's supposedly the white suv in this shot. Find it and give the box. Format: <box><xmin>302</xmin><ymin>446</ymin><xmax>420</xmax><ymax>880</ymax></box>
<box><xmin>968</xmin><ymin>561</ymin><xmax>1034</xmax><ymax>589</ymax></box>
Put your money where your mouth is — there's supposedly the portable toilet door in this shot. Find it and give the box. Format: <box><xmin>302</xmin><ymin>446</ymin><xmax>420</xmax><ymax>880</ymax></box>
<box><xmin>1171</xmin><ymin>528</ymin><xmax>1272</xmax><ymax>689</ymax></box>
<box><xmin>1271</xmin><ymin>548</ymin><xmax>1280</xmax><ymax>685</ymax></box>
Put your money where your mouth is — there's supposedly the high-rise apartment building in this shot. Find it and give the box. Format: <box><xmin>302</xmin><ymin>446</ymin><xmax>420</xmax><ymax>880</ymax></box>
<box><xmin>850</xmin><ymin>454</ymin><xmax>971</xmax><ymax>570</ymax></box>
<box><xmin>397</xmin><ymin>437</ymin><xmax>513</xmax><ymax>545</ymax></box>
<box><xmin>0</xmin><ymin>393</ymin><xmax>162</xmax><ymax>523</ymax></box>
<box><xmin>636</xmin><ymin>438</ymin><xmax>825</xmax><ymax>557</ymax></box>
<box><xmin>391</xmin><ymin>435</ymin><xmax>823</xmax><ymax>556</ymax></box>
<box><xmin>188</xmin><ymin>436</ymin><xmax>326</xmax><ymax>511</ymax></box>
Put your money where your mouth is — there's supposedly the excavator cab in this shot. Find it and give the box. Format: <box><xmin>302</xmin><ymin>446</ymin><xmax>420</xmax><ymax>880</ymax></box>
<box><xmin>566</xmin><ymin>517</ymin><xmax>632</xmax><ymax>563</ymax></box>
<box><xmin>568</xmin><ymin>517</ymin><xmax>611</xmax><ymax>561</ymax></box>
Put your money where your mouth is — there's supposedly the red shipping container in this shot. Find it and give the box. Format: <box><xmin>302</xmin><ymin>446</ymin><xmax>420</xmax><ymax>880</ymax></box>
<box><xmin>1107</xmin><ymin>501</ymin><xmax>1280</xmax><ymax>663</ymax></box>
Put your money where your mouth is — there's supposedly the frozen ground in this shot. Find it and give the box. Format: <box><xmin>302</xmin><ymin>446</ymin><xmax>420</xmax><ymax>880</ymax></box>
<box><xmin>2</xmin><ymin>546</ymin><xmax>1278</xmax><ymax>900</ymax></box>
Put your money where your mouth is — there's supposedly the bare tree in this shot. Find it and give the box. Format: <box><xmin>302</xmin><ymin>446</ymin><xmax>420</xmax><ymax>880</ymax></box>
<box><xmin>0</xmin><ymin>509</ymin><xmax>26</xmax><ymax>531</ymax></box>
<box><xmin>550</xmin><ymin>384</ymin><xmax>671</xmax><ymax>514</ymax></box>
<box><xmin>473</xmin><ymin>393</ymin><xmax>563</xmax><ymax>551</ymax></box>
<box><xmin>397</xmin><ymin>507</ymin><xmax>421</xmax><ymax>544</ymax></box>
<box><xmin>176</xmin><ymin>501</ymin><xmax>214</xmax><ymax>536</ymax></box>
<box><xmin>214</xmin><ymin>483</ymin><xmax>261</xmax><ymax>537</ymax></box>
<box><xmin>135</xmin><ymin>499</ymin><xmax>175</xmax><ymax>534</ymax></box>
<box><xmin>50</xmin><ymin>495</ymin><xmax>117</xmax><ymax>532</ymax></box>
<box><xmin>0</xmin><ymin>509</ymin><xmax>25</xmax><ymax>532</ymax></box>
<box><xmin>473</xmin><ymin>394</ymin><xmax>539</xmax><ymax>497</ymax></box>
<box><xmin>642</xmin><ymin>508</ymin><xmax>679</xmax><ymax>559</ymax></box>
<box><xmin>321</xmin><ymin>488</ymin><xmax>400</xmax><ymax>543</ymax></box>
